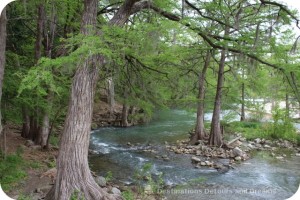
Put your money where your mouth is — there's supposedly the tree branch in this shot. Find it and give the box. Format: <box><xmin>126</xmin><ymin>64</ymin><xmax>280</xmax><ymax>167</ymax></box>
<box><xmin>130</xmin><ymin>1</ymin><xmax>180</xmax><ymax>21</ymax></box>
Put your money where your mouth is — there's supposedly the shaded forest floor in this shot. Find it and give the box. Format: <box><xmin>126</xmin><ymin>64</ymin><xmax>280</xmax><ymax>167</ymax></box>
<box><xmin>4</xmin><ymin>126</ymin><xmax>58</xmax><ymax>199</ymax></box>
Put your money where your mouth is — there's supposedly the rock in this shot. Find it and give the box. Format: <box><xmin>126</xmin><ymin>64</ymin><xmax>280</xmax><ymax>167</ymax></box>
<box><xmin>200</xmin><ymin>161</ymin><xmax>206</xmax><ymax>166</ymax></box>
<box><xmin>164</xmin><ymin>141</ymin><xmax>168</xmax><ymax>145</ymax></box>
<box><xmin>163</xmin><ymin>157</ymin><xmax>170</xmax><ymax>161</ymax></box>
<box><xmin>191</xmin><ymin>156</ymin><xmax>201</xmax><ymax>163</ymax></box>
<box><xmin>196</xmin><ymin>150</ymin><xmax>202</xmax><ymax>156</ymax></box>
<box><xmin>95</xmin><ymin>176</ymin><xmax>107</xmax><ymax>187</ymax></box>
<box><xmin>234</xmin><ymin>156</ymin><xmax>242</xmax><ymax>161</ymax></box>
<box><xmin>91</xmin><ymin>123</ymin><xmax>98</xmax><ymax>130</ymax></box>
<box><xmin>25</xmin><ymin>140</ymin><xmax>34</xmax><ymax>147</ymax></box>
<box><xmin>247</xmin><ymin>144</ymin><xmax>255</xmax><ymax>149</ymax></box>
<box><xmin>232</xmin><ymin>147</ymin><xmax>243</xmax><ymax>157</ymax></box>
<box><xmin>205</xmin><ymin>161</ymin><xmax>213</xmax><ymax>166</ymax></box>
<box><xmin>127</xmin><ymin>142</ymin><xmax>132</xmax><ymax>146</ymax></box>
<box><xmin>111</xmin><ymin>187</ymin><xmax>121</xmax><ymax>195</ymax></box>
<box><xmin>35</xmin><ymin>188</ymin><xmax>42</xmax><ymax>193</ymax></box>
<box><xmin>276</xmin><ymin>156</ymin><xmax>284</xmax><ymax>160</ymax></box>
<box><xmin>31</xmin><ymin>145</ymin><xmax>42</xmax><ymax>150</ymax></box>
<box><xmin>144</xmin><ymin>185</ymin><xmax>152</xmax><ymax>194</ymax></box>
<box><xmin>295</xmin><ymin>153</ymin><xmax>300</xmax><ymax>157</ymax></box>
<box><xmin>263</xmin><ymin>144</ymin><xmax>271</xmax><ymax>149</ymax></box>
<box><xmin>231</xmin><ymin>140</ymin><xmax>243</xmax><ymax>148</ymax></box>
<box><xmin>254</xmin><ymin>138</ymin><xmax>261</xmax><ymax>144</ymax></box>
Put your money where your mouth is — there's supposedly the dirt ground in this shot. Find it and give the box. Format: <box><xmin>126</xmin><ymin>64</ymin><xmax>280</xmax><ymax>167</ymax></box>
<box><xmin>3</xmin><ymin>125</ymin><xmax>58</xmax><ymax>199</ymax></box>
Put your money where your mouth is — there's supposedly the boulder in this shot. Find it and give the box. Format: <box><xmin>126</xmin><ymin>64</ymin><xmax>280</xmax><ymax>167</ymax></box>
<box><xmin>95</xmin><ymin>176</ymin><xmax>107</xmax><ymax>187</ymax></box>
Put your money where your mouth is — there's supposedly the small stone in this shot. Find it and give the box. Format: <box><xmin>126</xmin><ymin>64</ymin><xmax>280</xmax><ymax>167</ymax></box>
<box><xmin>276</xmin><ymin>156</ymin><xmax>284</xmax><ymax>160</ymax></box>
<box><xmin>111</xmin><ymin>187</ymin><xmax>121</xmax><ymax>195</ymax></box>
<box><xmin>263</xmin><ymin>144</ymin><xmax>271</xmax><ymax>148</ymax></box>
<box><xmin>127</xmin><ymin>142</ymin><xmax>132</xmax><ymax>146</ymax></box>
<box><xmin>25</xmin><ymin>140</ymin><xmax>34</xmax><ymax>147</ymax></box>
<box><xmin>254</xmin><ymin>138</ymin><xmax>261</xmax><ymax>144</ymax></box>
<box><xmin>163</xmin><ymin>157</ymin><xmax>170</xmax><ymax>161</ymax></box>
<box><xmin>234</xmin><ymin>156</ymin><xmax>242</xmax><ymax>161</ymax></box>
<box><xmin>205</xmin><ymin>161</ymin><xmax>213</xmax><ymax>166</ymax></box>
<box><xmin>35</xmin><ymin>188</ymin><xmax>42</xmax><ymax>193</ymax></box>
<box><xmin>95</xmin><ymin>176</ymin><xmax>107</xmax><ymax>187</ymax></box>
<box><xmin>295</xmin><ymin>153</ymin><xmax>300</xmax><ymax>157</ymax></box>
<box><xmin>144</xmin><ymin>185</ymin><xmax>152</xmax><ymax>194</ymax></box>
<box><xmin>196</xmin><ymin>150</ymin><xmax>202</xmax><ymax>156</ymax></box>
<box><xmin>31</xmin><ymin>145</ymin><xmax>42</xmax><ymax>150</ymax></box>
<box><xmin>191</xmin><ymin>156</ymin><xmax>201</xmax><ymax>163</ymax></box>
<box><xmin>200</xmin><ymin>161</ymin><xmax>206</xmax><ymax>166</ymax></box>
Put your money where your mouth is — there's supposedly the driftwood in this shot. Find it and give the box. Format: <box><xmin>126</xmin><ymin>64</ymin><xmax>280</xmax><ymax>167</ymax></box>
<box><xmin>227</xmin><ymin>136</ymin><xmax>242</xmax><ymax>146</ymax></box>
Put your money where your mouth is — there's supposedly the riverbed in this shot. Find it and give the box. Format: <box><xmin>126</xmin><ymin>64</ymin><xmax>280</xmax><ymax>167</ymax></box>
<box><xmin>89</xmin><ymin>110</ymin><xmax>300</xmax><ymax>200</ymax></box>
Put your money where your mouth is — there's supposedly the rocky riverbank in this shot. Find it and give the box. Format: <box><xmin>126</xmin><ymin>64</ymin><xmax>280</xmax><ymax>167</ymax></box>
<box><xmin>164</xmin><ymin>133</ymin><xmax>300</xmax><ymax>172</ymax></box>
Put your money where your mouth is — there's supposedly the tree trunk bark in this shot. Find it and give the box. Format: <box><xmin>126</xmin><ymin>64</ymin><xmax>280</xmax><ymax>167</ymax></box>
<box><xmin>121</xmin><ymin>89</ymin><xmax>129</xmax><ymax>127</ymax></box>
<box><xmin>0</xmin><ymin>8</ymin><xmax>7</xmax><ymax>144</ymax></box>
<box><xmin>107</xmin><ymin>77</ymin><xmax>115</xmax><ymax>119</ymax></box>
<box><xmin>45</xmin><ymin>0</ymin><xmax>141</xmax><ymax>199</ymax></box>
<box><xmin>240</xmin><ymin>82</ymin><xmax>245</xmax><ymax>121</ymax></box>
<box><xmin>209</xmin><ymin>27</ymin><xmax>229</xmax><ymax>146</ymax></box>
<box><xmin>21</xmin><ymin>108</ymin><xmax>30</xmax><ymax>138</ymax></box>
<box><xmin>190</xmin><ymin>50</ymin><xmax>210</xmax><ymax>145</ymax></box>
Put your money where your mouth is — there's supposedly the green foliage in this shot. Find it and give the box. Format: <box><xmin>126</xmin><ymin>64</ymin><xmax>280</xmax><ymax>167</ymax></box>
<box><xmin>49</xmin><ymin>134</ymin><xmax>59</xmax><ymax>147</ymax></box>
<box><xmin>264</xmin><ymin>105</ymin><xmax>297</xmax><ymax>142</ymax></box>
<box><xmin>122</xmin><ymin>190</ymin><xmax>135</xmax><ymax>200</ymax></box>
<box><xmin>105</xmin><ymin>171</ymin><xmax>113</xmax><ymax>182</ymax></box>
<box><xmin>0</xmin><ymin>153</ymin><xmax>27</xmax><ymax>191</ymax></box>
<box><xmin>17</xmin><ymin>194</ymin><xmax>32</xmax><ymax>200</ymax></box>
<box><xmin>70</xmin><ymin>190</ymin><xmax>85</xmax><ymax>200</ymax></box>
<box><xmin>133</xmin><ymin>163</ymin><xmax>164</xmax><ymax>196</ymax></box>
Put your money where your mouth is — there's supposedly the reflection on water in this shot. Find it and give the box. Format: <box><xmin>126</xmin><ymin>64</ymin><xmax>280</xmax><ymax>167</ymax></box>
<box><xmin>89</xmin><ymin>109</ymin><xmax>300</xmax><ymax>200</ymax></box>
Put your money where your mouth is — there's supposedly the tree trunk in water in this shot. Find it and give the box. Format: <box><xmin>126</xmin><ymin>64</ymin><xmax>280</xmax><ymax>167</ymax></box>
<box><xmin>0</xmin><ymin>8</ymin><xmax>7</xmax><ymax>141</ymax></box>
<box><xmin>209</xmin><ymin>25</ymin><xmax>229</xmax><ymax>146</ymax></box>
<box><xmin>190</xmin><ymin>50</ymin><xmax>210</xmax><ymax>145</ymax></box>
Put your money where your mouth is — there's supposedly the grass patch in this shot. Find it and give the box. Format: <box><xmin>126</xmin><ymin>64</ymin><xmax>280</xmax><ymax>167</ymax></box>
<box><xmin>0</xmin><ymin>153</ymin><xmax>27</xmax><ymax>192</ymax></box>
<box><xmin>225</xmin><ymin>121</ymin><xmax>300</xmax><ymax>145</ymax></box>
<box><xmin>49</xmin><ymin>134</ymin><xmax>59</xmax><ymax>147</ymax></box>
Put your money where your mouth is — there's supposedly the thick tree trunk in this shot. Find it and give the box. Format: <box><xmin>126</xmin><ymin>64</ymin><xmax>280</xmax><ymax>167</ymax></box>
<box><xmin>209</xmin><ymin>26</ymin><xmax>229</xmax><ymax>146</ymax></box>
<box><xmin>107</xmin><ymin>77</ymin><xmax>115</xmax><ymax>119</ymax></box>
<box><xmin>190</xmin><ymin>50</ymin><xmax>210</xmax><ymax>145</ymax></box>
<box><xmin>122</xmin><ymin>104</ymin><xmax>129</xmax><ymax>127</ymax></box>
<box><xmin>45</xmin><ymin>0</ymin><xmax>141</xmax><ymax>199</ymax></box>
<box><xmin>21</xmin><ymin>108</ymin><xmax>30</xmax><ymax>138</ymax></box>
<box><xmin>209</xmin><ymin>48</ymin><xmax>226</xmax><ymax>146</ymax></box>
<box><xmin>0</xmin><ymin>8</ymin><xmax>6</xmax><ymax>141</ymax></box>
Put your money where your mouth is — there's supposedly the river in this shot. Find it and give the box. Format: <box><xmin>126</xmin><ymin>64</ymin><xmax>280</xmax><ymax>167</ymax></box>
<box><xmin>89</xmin><ymin>109</ymin><xmax>300</xmax><ymax>200</ymax></box>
